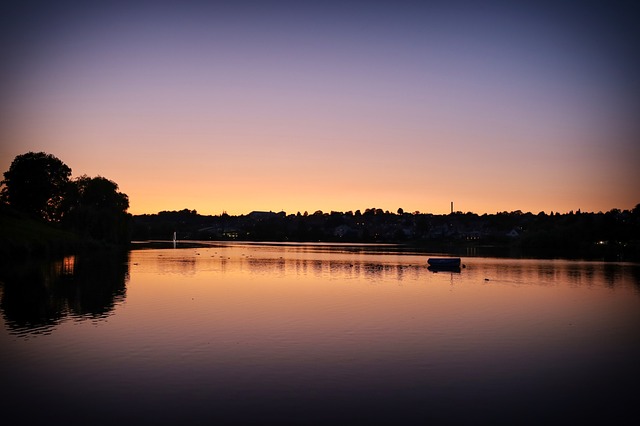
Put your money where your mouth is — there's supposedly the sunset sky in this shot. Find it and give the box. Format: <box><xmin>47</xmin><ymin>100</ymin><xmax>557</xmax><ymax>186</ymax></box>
<box><xmin>1</xmin><ymin>1</ymin><xmax>638</xmax><ymax>216</ymax></box>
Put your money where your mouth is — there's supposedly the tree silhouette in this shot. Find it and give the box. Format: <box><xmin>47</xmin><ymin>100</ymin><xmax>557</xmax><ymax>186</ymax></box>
<box><xmin>1</xmin><ymin>152</ymin><xmax>72</xmax><ymax>221</ymax></box>
<box><xmin>64</xmin><ymin>175</ymin><xmax>130</xmax><ymax>244</ymax></box>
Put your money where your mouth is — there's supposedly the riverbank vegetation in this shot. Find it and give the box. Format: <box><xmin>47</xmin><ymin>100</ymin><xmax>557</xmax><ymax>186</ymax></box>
<box><xmin>2</xmin><ymin>151</ymin><xmax>638</xmax><ymax>262</ymax></box>
<box><xmin>132</xmin><ymin>206</ymin><xmax>640</xmax><ymax>261</ymax></box>
<box><xmin>0</xmin><ymin>152</ymin><xmax>131</xmax><ymax>261</ymax></box>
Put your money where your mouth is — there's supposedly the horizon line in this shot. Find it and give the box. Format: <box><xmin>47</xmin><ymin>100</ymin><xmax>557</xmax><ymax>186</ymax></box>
<box><xmin>130</xmin><ymin>204</ymin><xmax>639</xmax><ymax>217</ymax></box>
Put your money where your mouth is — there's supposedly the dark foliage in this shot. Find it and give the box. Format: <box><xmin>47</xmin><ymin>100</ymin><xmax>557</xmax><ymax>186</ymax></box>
<box><xmin>63</xmin><ymin>175</ymin><xmax>131</xmax><ymax>244</ymax></box>
<box><xmin>132</xmin><ymin>204</ymin><xmax>640</xmax><ymax>261</ymax></box>
<box><xmin>1</xmin><ymin>152</ymin><xmax>131</xmax><ymax>253</ymax></box>
<box><xmin>1</xmin><ymin>152</ymin><xmax>72</xmax><ymax>221</ymax></box>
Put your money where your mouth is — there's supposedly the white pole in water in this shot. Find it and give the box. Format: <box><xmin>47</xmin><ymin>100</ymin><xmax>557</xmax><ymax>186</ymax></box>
<box><xmin>173</xmin><ymin>231</ymin><xmax>177</xmax><ymax>248</ymax></box>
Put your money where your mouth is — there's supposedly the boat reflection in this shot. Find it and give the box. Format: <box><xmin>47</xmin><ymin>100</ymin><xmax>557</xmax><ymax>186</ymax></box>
<box><xmin>427</xmin><ymin>265</ymin><xmax>462</xmax><ymax>273</ymax></box>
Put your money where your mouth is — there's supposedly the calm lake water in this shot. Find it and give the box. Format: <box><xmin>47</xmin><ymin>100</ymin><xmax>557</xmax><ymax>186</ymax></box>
<box><xmin>1</xmin><ymin>242</ymin><xmax>639</xmax><ymax>425</ymax></box>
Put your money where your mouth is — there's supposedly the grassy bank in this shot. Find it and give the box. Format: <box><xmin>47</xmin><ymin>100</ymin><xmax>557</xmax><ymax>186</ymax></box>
<box><xmin>0</xmin><ymin>208</ymin><xmax>109</xmax><ymax>263</ymax></box>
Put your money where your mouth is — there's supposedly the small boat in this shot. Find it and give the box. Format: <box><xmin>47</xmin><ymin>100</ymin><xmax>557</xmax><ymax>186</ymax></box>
<box><xmin>427</xmin><ymin>257</ymin><xmax>461</xmax><ymax>267</ymax></box>
<box><xmin>427</xmin><ymin>257</ymin><xmax>462</xmax><ymax>273</ymax></box>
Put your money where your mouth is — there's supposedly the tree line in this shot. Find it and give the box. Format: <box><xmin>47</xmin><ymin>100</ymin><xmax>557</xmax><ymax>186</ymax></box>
<box><xmin>132</xmin><ymin>205</ymin><xmax>640</xmax><ymax>260</ymax></box>
<box><xmin>3</xmin><ymin>151</ymin><xmax>638</xmax><ymax>261</ymax></box>
<box><xmin>1</xmin><ymin>152</ymin><xmax>131</xmax><ymax>246</ymax></box>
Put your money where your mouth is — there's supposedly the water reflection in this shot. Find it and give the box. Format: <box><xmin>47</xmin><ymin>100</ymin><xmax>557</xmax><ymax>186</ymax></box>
<box><xmin>428</xmin><ymin>265</ymin><xmax>462</xmax><ymax>273</ymax></box>
<box><xmin>461</xmin><ymin>257</ymin><xmax>640</xmax><ymax>290</ymax></box>
<box><xmin>242</xmin><ymin>254</ymin><xmax>431</xmax><ymax>282</ymax></box>
<box><xmin>132</xmin><ymin>243</ymin><xmax>640</xmax><ymax>291</ymax></box>
<box><xmin>133</xmin><ymin>244</ymin><xmax>438</xmax><ymax>283</ymax></box>
<box><xmin>1</xmin><ymin>243</ymin><xmax>639</xmax><ymax>425</ymax></box>
<box><xmin>155</xmin><ymin>254</ymin><xmax>197</xmax><ymax>275</ymax></box>
<box><xmin>0</xmin><ymin>250</ymin><xmax>129</xmax><ymax>336</ymax></box>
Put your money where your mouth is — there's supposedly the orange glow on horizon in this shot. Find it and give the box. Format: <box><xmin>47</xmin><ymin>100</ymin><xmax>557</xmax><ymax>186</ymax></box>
<box><xmin>1</xmin><ymin>2</ymin><xmax>638</xmax><ymax>217</ymax></box>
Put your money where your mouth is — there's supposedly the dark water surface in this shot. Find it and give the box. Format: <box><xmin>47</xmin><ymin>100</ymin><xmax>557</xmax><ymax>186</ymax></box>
<box><xmin>1</xmin><ymin>242</ymin><xmax>639</xmax><ymax>425</ymax></box>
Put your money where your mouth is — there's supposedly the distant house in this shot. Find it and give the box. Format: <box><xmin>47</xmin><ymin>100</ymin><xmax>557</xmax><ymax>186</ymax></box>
<box><xmin>428</xmin><ymin>225</ymin><xmax>449</xmax><ymax>238</ymax></box>
<box><xmin>248</xmin><ymin>211</ymin><xmax>278</xmax><ymax>221</ymax></box>
<box><xmin>334</xmin><ymin>224</ymin><xmax>352</xmax><ymax>238</ymax></box>
<box><xmin>463</xmin><ymin>231</ymin><xmax>481</xmax><ymax>240</ymax></box>
<box><xmin>196</xmin><ymin>226</ymin><xmax>237</xmax><ymax>239</ymax></box>
<box><xmin>402</xmin><ymin>227</ymin><xmax>414</xmax><ymax>238</ymax></box>
<box><xmin>506</xmin><ymin>229</ymin><xmax>520</xmax><ymax>238</ymax></box>
<box><xmin>222</xmin><ymin>228</ymin><xmax>239</xmax><ymax>239</ymax></box>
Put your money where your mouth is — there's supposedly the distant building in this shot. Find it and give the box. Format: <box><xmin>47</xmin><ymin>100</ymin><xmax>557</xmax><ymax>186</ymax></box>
<box><xmin>222</xmin><ymin>228</ymin><xmax>239</xmax><ymax>239</ymax></box>
<box><xmin>463</xmin><ymin>231</ymin><xmax>481</xmax><ymax>240</ymax></box>
<box><xmin>506</xmin><ymin>229</ymin><xmax>520</xmax><ymax>238</ymax></box>
<box><xmin>334</xmin><ymin>224</ymin><xmax>352</xmax><ymax>238</ymax></box>
<box><xmin>248</xmin><ymin>211</ymin><xmax>278</xmax><ymax>220</ymax></box>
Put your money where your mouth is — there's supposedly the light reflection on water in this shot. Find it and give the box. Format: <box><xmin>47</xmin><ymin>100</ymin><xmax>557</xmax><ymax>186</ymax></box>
<box><xmin>1</xmin><ymin>243</ymin><xmax>639</xmax><ymax>425</ymax></box>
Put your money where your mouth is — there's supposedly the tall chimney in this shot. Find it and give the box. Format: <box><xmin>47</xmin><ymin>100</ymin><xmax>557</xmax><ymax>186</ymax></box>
<box><xmin>451</xmin><ymin>201</ymin><xmax>454</xmax><ymax>214</ymax></box>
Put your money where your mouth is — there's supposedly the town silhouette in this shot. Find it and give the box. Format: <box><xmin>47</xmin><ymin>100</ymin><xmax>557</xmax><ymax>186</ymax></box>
<box><xmin>1</xmin><ymin>151</ymin><xmax>639</xmax><ymax>261</ymax></box>
<box><xmin>133</xmin><ymin>206</ymin><xmax>640</xmax><ymax>261</ymax></box>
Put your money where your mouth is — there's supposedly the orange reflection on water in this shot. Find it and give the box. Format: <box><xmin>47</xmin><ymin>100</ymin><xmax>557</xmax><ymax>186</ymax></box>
<box><xmin>120</xmin><ymin>245</ymin><xmax>640</xmax><ymax>372</ymax></box>
<box><xmin>2</xmin><ymin>243</ymin><xmax>638</xmax><ymax>425</ymax></box>
<box><xmin>58</xmin><ymin>255</ymin><xmax>76</xmax><ymax>276</ymax></box>
<box><xmin>123</xmin><ymin>246</ymin><xmax>459</xmax><ymax>363</ymax></box>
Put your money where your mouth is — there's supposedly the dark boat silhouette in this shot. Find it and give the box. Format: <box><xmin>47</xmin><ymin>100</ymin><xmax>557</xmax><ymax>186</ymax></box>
<box><xmin>427</xmin><ymin>257</ymin><xmax>461</xmax><ymax>267</ymax></box>
<box><xmin>427</xmin><ymin>257</ymin><xmax>462</xmax><ymax>273</ymax></box>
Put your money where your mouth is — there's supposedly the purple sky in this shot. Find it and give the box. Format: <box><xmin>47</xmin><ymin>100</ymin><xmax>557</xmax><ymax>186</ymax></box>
<box><xmin>1</xmin><ymin>1</ymin><xmax>638</xmax><ymax>215</ymax></box>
